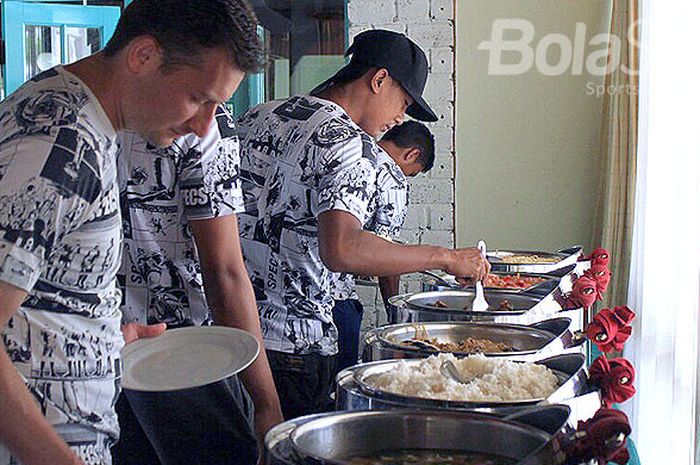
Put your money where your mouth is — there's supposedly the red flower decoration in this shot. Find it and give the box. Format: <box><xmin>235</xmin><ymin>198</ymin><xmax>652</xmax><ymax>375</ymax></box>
<box><xmin>588</xmin><ymin>247</ymin><xmax>611</xmax><ymax>267</ymax></box>
<box><xmin>567</xmin><ymin>275</ymin><xmax>599</xmax><ymax>309</ymax></box>
<box><xmin>584</xmin><ymin>264</ymin><xmax>612</xmax><ymax>296</ymax></box>
<box><xmin>576</xmin><ymin>408</ymin><xmax>632</xmax><ymax>465</ymax></box>
<box><xmin>608</xmin><ymin>447</ymin><xmax>631</xmax><ymax>465</ymax></box>
<box><xmin>612</xmin><ymin>305</ymin><xmax>636</xmax><ymax>325</ymax></box>
<box><xmin>589</xmin><ymin>356</ymin><xmax>637</xmax><ymax>407</ymax></box>
<box><xmin>586</xmin><ymin>308</ymin><xmax>618</xmax><ymax>352</ymax></box>
<box><xmin>586</xmin><ymin>307</ymin><xmax>636</xmax><ymax>353</ymax></box>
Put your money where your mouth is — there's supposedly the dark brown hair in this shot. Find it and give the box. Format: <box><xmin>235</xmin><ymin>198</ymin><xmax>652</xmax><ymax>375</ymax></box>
<box><xmin>103</xmin><ymin>0</ymin><xmax>265</xmax><ymax>73</ymax></box>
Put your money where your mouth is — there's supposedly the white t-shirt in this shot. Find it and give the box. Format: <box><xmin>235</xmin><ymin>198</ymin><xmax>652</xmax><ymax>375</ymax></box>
<box><xmin>0</xmin><ymin>66</ymin><xmax>122</xmax><ymax>464</ymax></box>
<box><xmin>330</xmin><ymin>148</ymin><xmax>410</xmax><ymax>301</ymax></box>
<box><xmin>237</xmin><ymin>95</ymin><xmax>379</xmax><ymax>355</ymax></box>
<box><xmin>117</xmin><ymin>106</ymin><xmax>244</xmax><ymax>327</ymax></box>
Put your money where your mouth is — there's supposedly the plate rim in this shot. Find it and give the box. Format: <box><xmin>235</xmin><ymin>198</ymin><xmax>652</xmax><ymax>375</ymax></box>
<box><xmin>121</xmin><ymin>326</ymin><xmax>260</xmax><ymax>392</ymax></box>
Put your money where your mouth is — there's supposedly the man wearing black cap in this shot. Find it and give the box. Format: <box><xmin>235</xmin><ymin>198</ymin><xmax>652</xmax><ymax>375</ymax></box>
<box><xmin>236</xmin><ymin>30</ymin><xmax>490</xmax><ymax>419</ymax></box>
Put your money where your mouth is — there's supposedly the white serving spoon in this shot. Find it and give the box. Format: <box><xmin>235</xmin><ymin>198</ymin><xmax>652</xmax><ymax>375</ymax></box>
<box><xmin>471</xmin><ymin>240</ymin><xmax>489</xmax><ymax>312</ymax></box>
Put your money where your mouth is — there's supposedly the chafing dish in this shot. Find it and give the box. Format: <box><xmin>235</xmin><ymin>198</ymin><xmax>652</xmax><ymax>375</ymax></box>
<box><xmin>265</xmin><ymin>406</ymin><xmax>573</xmax><ymax>465</ymax></box>
<box><xmin>336</xmin><ymin>353</ymin><xmax>601</xmax><ymax>425</ymax></box>
<box><xmin>420</xmin><ymin>268</ymin><xmax>566</xmax><ymax>294</ymax></box>
<box><xmin>362</xmin><ymin>317</ymin><xmax>586</xmax><ymax>363</ymax></box>
<box><xmin>487</xmin><ymin>245</ymin><xmax>583</xmax><ymax>274</ymax></box>
<box><xmin>388</xmin><ymin>288</ymin><xmax>586</xmax><ymax>333</ymax></box>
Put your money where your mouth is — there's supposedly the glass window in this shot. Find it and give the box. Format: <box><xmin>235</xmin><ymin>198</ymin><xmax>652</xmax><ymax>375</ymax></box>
<box><xmin>65</xmin><ymin>27</ymin><xmax>102</xmax><ymax>63</ymax></box>
<box><xmin>24</xmin><ymin>25</ymin><xmax>62</xmax><ymax>81</ymax></box>
<box><xmin>261</xmin><ymin>0</ymin><xmax>346</xmax><ymax>98</ymax></box>
<box><xmin>228</xmin><ymin>0</ymin><xmax>346</xmax><ymax>115</ymax></box>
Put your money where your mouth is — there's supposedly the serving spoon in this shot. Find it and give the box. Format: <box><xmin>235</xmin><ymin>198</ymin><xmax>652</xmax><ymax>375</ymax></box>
<box><xmin>439</xmin><ymin>359</ymin><xmax>473</xmax><ymax>384</ymax></box>
<box><xmin>471</xmin><ymin>240</ymin><xmax>490</xmax><ymax>312</ymax></box>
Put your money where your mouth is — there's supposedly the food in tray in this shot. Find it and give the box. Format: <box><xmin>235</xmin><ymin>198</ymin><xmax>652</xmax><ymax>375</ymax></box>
<box><xmin>405</xmin><ymin>335</ymin><xmax>514</xmax><ymax>354</ymax></box>
<box><xmin>366</xmin><ymin>353</ymin><xmax>559</xmax><ymax>402</ymax></box>
<box><xmin>497</xmin><ymin>254</ymin><xmax>560</xmax><ymax>264</ymax></box>
<box><xmin>483</xmin><ymin>273</ymin><xmax>547</xmax><ymax>289</ymax></box>
<box><xmin>404</xmin><ymin>325</ymin><xmax>514</xmax><ymax>353</ymax></box>
<box><xmin>344</xmin><ymin>449</ymin><xmax>515</xmax><ymax>465</ymax></box>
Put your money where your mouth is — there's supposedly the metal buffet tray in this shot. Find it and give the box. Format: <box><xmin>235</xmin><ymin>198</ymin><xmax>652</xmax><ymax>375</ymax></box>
<box><xmin>388</xmin><ymin>285</ymin><xmax>587</xmax><ymax>332</ymax></box>
<box><xmin>362</xmin><ymin>317</ymin><xmax>584</xmax><ymax>363</ymax></box>
<box><xmin>404</xmin><ymin>289</ymin><xmax>540</xmax><ymax>314</ymax></box>
<box><xmin>421</xmin><ymin>269</ymin><xmax>563</xmax><ymax>294</ymax></box>
<box><xmin>265</xmin><ymin>406</ymin><xmax>573</xmax><ymax>465</ymax></box>
<box><xmin>336</xmin><ymin>353</ymin><xmax>588</xmax><ymax>414</ymax></box>
<box><xmin>488</xmin><ymin>246</ymin><xmax>583</xmax><ymax>274</ymax></box>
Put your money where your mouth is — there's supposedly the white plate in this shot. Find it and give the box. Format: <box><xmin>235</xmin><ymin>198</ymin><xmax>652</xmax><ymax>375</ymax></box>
<box><xmin>121</xmin><ymin>326</ymin><xmax>259</xmax><ymax>392</ymax></box>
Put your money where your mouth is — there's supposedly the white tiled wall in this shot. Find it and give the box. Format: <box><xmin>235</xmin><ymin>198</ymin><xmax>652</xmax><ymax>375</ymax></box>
<box><xmin>346</xmin><ymin>0</ymin><xmax>456</xmax><ymax>332</ymax></box>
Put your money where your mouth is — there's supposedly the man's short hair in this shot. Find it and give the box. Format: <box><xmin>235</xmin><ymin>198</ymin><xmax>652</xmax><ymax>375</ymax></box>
<box><xmin>381</xmin><ymin>121</ymin><xmax>436</xmax><ymax>172</ymax></box>
<box><xmin>103</xmin><ymin>0</ymin><xmax>265</xmax><ymax>73</ymax></box>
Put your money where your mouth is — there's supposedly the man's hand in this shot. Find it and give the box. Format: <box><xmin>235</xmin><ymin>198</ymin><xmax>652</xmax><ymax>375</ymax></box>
<box><xmin>443</xmin><ymin>247</ymin><xmax>491</xmax><ymax>281</ymax></box>
<box><xmin>121</xmin><ymin>322</ymin><xmax>167</xmax><ymax>345</ymax></box>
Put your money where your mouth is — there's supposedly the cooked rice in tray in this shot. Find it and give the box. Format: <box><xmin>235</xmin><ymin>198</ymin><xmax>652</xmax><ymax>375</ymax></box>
<box><xmin>367</xmin><ymin>353</ymin><xmax>559</xmax><ymax>402</ymax></box>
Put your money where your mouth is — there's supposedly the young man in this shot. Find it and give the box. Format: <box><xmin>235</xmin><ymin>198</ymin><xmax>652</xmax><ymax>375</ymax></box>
<box><xmin>0</xmin><ymin>1</ymin><xmax>261</xmax><ymax>464</ymax></box>
<box><xmin>113</xmin><ymin>105</ymin><xmax>282</xmax><ymax>465</ymax></box>
<box><xmin>331</xmin><ymin>121</ymin><xmax>435</xmax><ymax>374</ymax></box>
<box><xmin>236</xmin><ymin>29</ymin><xmax>490</xmax><ymax>419</ymax></box>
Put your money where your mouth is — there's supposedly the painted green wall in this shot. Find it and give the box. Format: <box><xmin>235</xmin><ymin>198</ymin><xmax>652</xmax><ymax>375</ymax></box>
<box><xmin>455</xmin><ymin>0</ymin><xmax>612</xmax><ymax>252</ymax></box>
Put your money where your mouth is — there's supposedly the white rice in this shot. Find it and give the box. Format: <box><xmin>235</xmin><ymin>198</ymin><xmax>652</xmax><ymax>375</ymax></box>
<box><xmin>367</xmin><ymin>353</ymin><xmax>559</xmax><ymax>402</ymax></box>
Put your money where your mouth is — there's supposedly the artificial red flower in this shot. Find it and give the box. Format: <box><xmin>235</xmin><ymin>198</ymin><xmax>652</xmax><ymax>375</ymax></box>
<box><xmin>577</xmin><ymin>408</ymin><xmax>631</xmax><ymax>465</ymax></box>
<box><xmin>588</xmin><ymin>247</ymin><xmax>611</xmax><ymax>267</ymax></box>
<box><xmin>584</xmin><ymin>264</ymin><xmax>612</xmax><ymax>295</ymax></box>
<box><xmin>608</xmin><ymin>447</ymin><xmax>631</xmax><ymax>465</ymax></box>
<box><xmin>589</xmin><ymin>356</ymin><xmax>637</xmax><ymax>407</ymax></box>
<box><xmin>586</xmin><ymin>308</ymin><xmax>620</xmax><ymax>353</ymax></box>
<box><xmin>611</xmin><ymin>305</ymin><xmax>636</xmax><ymax>325</ymax></box>
<box><xmin>568</xmin><ymin>275</ymin><xmax>599</xmax><ymax>309</ymax></box>
<box><xmin>610</xmin><ymin>325</ymin><xmax>632</xmax><ymax>351</ymax></box>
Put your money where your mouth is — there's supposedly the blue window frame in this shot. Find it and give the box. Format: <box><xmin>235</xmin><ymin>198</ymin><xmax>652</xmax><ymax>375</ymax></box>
<box><xmin>2</xmin><ymin>0</ymin><xmax>120</xmax><ymax>96</ymax></box>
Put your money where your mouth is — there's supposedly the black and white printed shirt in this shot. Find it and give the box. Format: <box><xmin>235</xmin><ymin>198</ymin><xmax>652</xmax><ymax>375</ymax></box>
<box><xmin>0</xmin><ymin>66</ymin><xmax>123</xmax><ymax>462</ymax></box>
<box><xmin>237</xmin><ymin>95</ymin><xmax>380</xmax><ymax>356</ymax></box>
<box><xmin>117</xmin><ymin>106</ymin><xmax>244</xmax><ymax>327</ymax></box>
<box><xmin>330</xmin><ymin>148</ymin><xmax>410</xmax><ymax>301</ymax></box>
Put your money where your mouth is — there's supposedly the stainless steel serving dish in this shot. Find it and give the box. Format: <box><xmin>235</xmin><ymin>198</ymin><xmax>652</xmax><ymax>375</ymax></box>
<box><xmin>336</xmin><ymin>353</ymin><xmax>601</xmax><ymax>424</ymax></box>
<box><xmin>388</xmin><ymin>287</ymin><xmax>586</xmax><ymax>333</ymax></box>
<box><xmin>403</xmin><ymin>289</ymin><xmax>542</xmax><ymax>313</ymax></box>
<box><xmin>362</xmin><ymin>317</ymin><xmax>586</xmax><ymax>363</ymax></box>
<box><xmin>265</xmin><ymin>406</ymin><xmax>573</xmax><ymax>465</ymax></box>
<box><xmin>487</xmin><ymin>246</ymin><xmax>583</xmax><ymax>274</ymax></box>
<box><xmin>420</xmin><ymin>269</ymin><xmax>565</xmax><ymax>294</ymax></box>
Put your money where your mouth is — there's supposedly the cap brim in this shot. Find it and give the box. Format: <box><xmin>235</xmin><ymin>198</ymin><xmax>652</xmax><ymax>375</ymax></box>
<box><xmin>405</xmin><ymin>93</ymin><xmax>438</xmax><ymax>122</ymax></box>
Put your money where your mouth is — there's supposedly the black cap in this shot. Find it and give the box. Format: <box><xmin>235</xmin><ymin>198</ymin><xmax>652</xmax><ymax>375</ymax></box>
<box><xmin>311</xmin><ymin>30</ymin><xmax>438</xmax><ymax>122</ymax></box>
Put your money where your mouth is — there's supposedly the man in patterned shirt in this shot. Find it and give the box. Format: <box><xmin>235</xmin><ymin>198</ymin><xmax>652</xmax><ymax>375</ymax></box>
<box><xmin>330</xmin><ymin>121</ymin><xmax>435</xmax><ymax>374</ymax></box>
<box><xmin>0</xmin><ymin>1</ymin><xmax>262</xmax><ymax>464</ymax></box>
<box><xmin>237</xmin><ymin>30</ymin><xmax>490</xmax><ymax>419</ymax></box>
<box><xmin>113</xmin><ymin>105</ymin><xmax>282</xmax><ymax>465</ymax></box>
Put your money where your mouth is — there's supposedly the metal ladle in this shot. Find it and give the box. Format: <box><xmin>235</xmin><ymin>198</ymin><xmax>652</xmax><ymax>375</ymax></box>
<box><xmin>439</xmin><ymin>359</ymin><xmax>473</xmax><ymax>384</ymax></box>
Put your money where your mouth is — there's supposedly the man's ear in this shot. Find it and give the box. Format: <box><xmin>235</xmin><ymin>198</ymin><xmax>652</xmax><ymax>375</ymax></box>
<box><xmin>403</xmin><ymin>147</ymin><xmax>421</xmax><ymax>164</ymax></box>
<box><xmin>369</xmin><ymin>68</ymin><xmax>390</xmax><ymax>94</ymax></box>
<box><xmin>125</xmin><ymin>36</ymin><xmax>163</xmax><ymax>74</ymax></box>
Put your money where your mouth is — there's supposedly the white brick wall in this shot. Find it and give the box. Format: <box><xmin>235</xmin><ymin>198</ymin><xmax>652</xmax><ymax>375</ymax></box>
<box><xmin>346</xmin><ymin>0</ymin><xmax>456</xmax><ymax>327</ymax></box>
